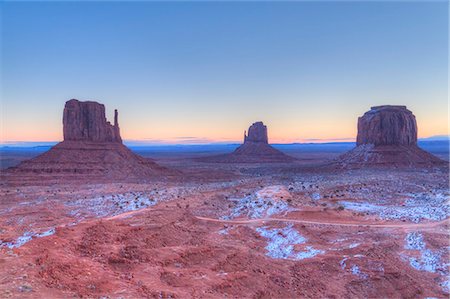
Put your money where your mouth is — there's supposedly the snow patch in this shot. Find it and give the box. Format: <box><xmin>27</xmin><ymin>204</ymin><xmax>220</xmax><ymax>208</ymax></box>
<box><xmin>351</xmin><ymin>265</ymin><xmax>368</xmax><ymax>279</ymax></box>
<box><xmin>409</xmin><ymin>249</ymin><xmax>442</xmax><ymax>273</ymax></box>
<box><xmin>311</xmin><ymin>193</ymin><xmax>321</xmax><ymax>201</ymax></box>
<box><xmin>0</xmin><ymin>228</ymin><xmax>56</xmax><ymax>249</ymax></box>
<box><xmin>340</xmin><ymin>257</ymin><xmax>348</xmax><ymax>270</ymax></box>
<box><xmin>218</xmin><ymin>226</ymin><xmax>233</xmax><ymax>235</ymax></box>
<box><xmin>348</xmin><ymin>243</ymin><xmax>360</xmax><ymax>249</ymax></box>
<box><xmin>66</xmin><ymin>192</ymin><xmax>160</xmax><ymax>220</ymax></box>
<box><xmin>403</xmin><ymin>232</ymin><xmax>449</xmax><ymax>293</ymax></box>
<box><xmin>340</xmin><ymin>192</ymin><xmax>449</xmax><ymax>223</ymax></box>
<box><xmin>256</xmin><ymin>225</ymin><xmax>323</xmax><ymax>260</ymax></box>
<box><xmin>223</xmin><ymin>186</ymin><xmax>290</xmax><ymax>219</ymax></box>
<box><xmin>405</xmin><ymin>232</ymin><xmax>425</xmax><ymax>250</ymax></box>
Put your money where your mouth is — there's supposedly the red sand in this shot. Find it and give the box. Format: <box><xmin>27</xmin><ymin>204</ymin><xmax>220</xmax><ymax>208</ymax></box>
<box><xmin>0</xmin><ymin>154</ymin><xmax>448</xmax><ymax>298</ymax></box>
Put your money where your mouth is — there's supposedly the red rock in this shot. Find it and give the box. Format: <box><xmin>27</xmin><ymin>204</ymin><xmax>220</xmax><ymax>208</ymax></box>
<box><xmin>199</xmin><ymin>121</ymin><xmax>295</xmax><ymax>163</ymax></box>
<box><xmin>337</xmin><ymin>105</ymin><xmax>444</xmax><ymax>168</ymax></box>
<box><xmin>356</xmin><ymin>106</ymin><xmax>417</xmax><ymax>146</ymax></box>
<box><xmin>244</xmin><ymin>122</ymin><xmax>268</xmax><ymax>144</ymax></box>
<box><xmin>63</xmin><ymin>99</ymin><xmax>122</xmax><ymax>143</ymax></box>
<box><xmin>8</xmin><ymin>99</ymin><xmax>170</xmax><ymax>181</ymax></box>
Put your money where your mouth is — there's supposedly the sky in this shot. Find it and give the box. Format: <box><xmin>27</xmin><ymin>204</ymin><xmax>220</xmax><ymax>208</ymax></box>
<box><xmin>1</xmin><ymin>1</ymin><xmax>448</xmax><ymax>144</ymax></box>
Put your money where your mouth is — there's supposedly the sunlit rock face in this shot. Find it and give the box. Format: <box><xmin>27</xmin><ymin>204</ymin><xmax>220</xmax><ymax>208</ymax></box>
<box><xmin>63</xmin><ymin>99</ymin><xmax>122</xmax><ymax>143</ymax></box>
<box><xmin>244</xmin><ymin>122</ymin><xmax>268</xmax><ymax>144</ymax></box>
<box><xmin>356</xmin><ymin>105</ymin><xmax>417</xmax><ymax>146</ymax></box>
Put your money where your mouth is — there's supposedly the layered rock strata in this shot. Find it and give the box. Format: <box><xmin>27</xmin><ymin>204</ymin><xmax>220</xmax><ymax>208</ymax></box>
<box><xmin>199</xmin><ymin>121</ymin><xmax>295</xmax><ymax>163</ymax></box>
<box><xmin>336</xmin><ymin>105</ymin><xmax>444</xmax><ymax>167</ymax></box>
<box><xmin>7</xmin><ymin>99</ymin><xmax>168</xmax><ymax>180</ymax></box>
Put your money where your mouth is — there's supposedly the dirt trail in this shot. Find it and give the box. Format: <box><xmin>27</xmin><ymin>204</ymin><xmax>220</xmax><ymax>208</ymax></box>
<box><xmin>195</xmin><ymin>215</ymin><xmax>449</xmax><ymax>229</ymax></box>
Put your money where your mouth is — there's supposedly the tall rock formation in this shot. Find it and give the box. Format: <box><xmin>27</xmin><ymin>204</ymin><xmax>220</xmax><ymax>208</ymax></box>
<box><xmin>244</xmin><ymin>122</ymin><xmax>268</xmax><ymax>143</ymax></box>
<box><xmin>337</xmin><ymin>105</ymin><xmax>444</xmax><ymax>167</ymax></box>
<box><xmin>356</xmin><ymin>106</ymin><xmax>417</xmax><ymax>146</ymax></box>
<box><xmin>7</xmin><ymin>99</ymin><xmax>168</xmax><ymax>181</ymax></box>
<box><xmin>199</xmin><ymin>121</ymin><xmax>295</xmax><ymax>163</ymax></box>
<box><xmin>63</xmin><ymin>99</ymin><xmax>122</xmax><ymax>143</ymax></box>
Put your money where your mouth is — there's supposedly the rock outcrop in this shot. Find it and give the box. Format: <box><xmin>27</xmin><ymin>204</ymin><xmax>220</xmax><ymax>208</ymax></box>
<box><xmin>356</xmin><ymin>106</ymin><xmax>417</xmax><ymax>146</ymax></box>
<box><xmin>336</xmin><ymin>105</ymin><xmax>444</xmax><ymax>168</ymax></box>
<box><xmin>199</xmin><ymin>121</ymin><xmax>295</xmax><ymax>163</ymax></box>
<box><xmin>7</xmin><ymin>99</ymin><xmax>168</xmax><ymax>181</ymax></box>
<box><xmin>244</xmin><ymin>122</ymin><xmax>268</xmax><ymax>144</ymax></box>
<box><xmin>63</xmin><ymin>99</ymin><xmax>122</xmax><ymax>143</ymax></box>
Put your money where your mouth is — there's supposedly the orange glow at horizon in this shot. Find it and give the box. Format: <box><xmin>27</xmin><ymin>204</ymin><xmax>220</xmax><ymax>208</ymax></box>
<box><xmin>2</xmin><ymin>120</ymin><xmax>448</xmax><ymax>144</ymax></box>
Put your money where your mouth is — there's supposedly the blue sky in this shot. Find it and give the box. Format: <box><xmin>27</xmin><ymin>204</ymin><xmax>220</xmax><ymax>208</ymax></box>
<box><xmin>1</xmin><ymin>1</ymin><xmax>448</xmax><ymax>143</ymax></box>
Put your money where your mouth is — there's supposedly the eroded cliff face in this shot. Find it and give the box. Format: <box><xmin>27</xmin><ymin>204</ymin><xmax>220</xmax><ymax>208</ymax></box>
<box><xmin>244</xmin><ymin>122</ymin><xmax>268</xmax><ymax>144</ymax></box>
<box><xmin>356</xmin><ymin>106</ymin><xmax>417</xmax><ymax>146</ymax></box>
<box><xmin>8</xmin><ymin>99</ymin><xmax>169</xmax><ymax>180</ymax></box>
<box><xmin>199</xmin><ymin>121</ymin><xmax>295</xmax><ymax>163</ymax></box>
<box><xmin>336</xmin><ymin>105</ymin><xmax>443</xmax><ymax>168</ymax></box>
<box><xmin>63</xmin><ymin>99</ymin><xmax>122</xmax><ymax>143</ymax></box>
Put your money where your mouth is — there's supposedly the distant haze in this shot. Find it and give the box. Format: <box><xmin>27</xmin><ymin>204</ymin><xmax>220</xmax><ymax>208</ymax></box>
<box><xmin>1</xmin><ymin>1</ymin><xmax>448</xmax><ymax>143</ymax></box>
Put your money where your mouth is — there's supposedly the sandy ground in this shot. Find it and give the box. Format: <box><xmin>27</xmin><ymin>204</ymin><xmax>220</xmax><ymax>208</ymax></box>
<box><xmin>0</xmin><ymin>151</ymin><xmax>449</xmax><ymax>298</ymax></box>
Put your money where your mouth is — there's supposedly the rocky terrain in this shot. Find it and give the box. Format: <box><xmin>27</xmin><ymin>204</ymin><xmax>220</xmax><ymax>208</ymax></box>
<box><xmin>336</xmin><ymin>106</ymin><xmax>445</xmax><ymax>167</ymax></box>
<box><xmin>0</xmin><ymin>159</ymin><xmax>448</xmax><ymax>298</ymax></box>
<box><xmin>198</xmin><ymin>122</ymin><xmax>295</xmax><ymax>163</ymax></box>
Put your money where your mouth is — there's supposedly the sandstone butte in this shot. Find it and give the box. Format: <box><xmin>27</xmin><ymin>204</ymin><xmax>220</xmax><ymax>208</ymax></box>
<box><xmin>199</xmin><ymin>121</ymin><xmax>295</xmax><ymax>163</ymax></box>
<box><xmin>6</xmin><ymin>99</ymin><xmax>167</xmax><ymax>181</ymax></box>
<box><xmin>336</xmin><ymin>105</ymin><xmax>445</xmax><ymax>167</ymax></box>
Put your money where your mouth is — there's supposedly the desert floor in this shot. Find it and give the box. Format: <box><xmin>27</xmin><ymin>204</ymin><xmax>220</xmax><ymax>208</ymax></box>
<box><xmin>0</xmin><ymin>148</ymin><xmax>449</xmax><ymax>298</ymax></box>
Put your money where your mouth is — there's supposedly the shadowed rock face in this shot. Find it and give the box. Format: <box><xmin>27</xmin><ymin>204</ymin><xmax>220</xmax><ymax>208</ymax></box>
<box><xmin>198</xmin><ymin>121</ymin><xmax>295</xmax><ymax>163</ymax></box>
<box><xmin>7</xmin><ymin>99</ymin><xmax>169</xmax><ymax>180</ymax></box>
<box><xmin>336</xmin><ymin>105</ymin><xmax>444</xmax><ymax>168</ymax></box>
<box><xmin>63</xmin><ymin>99</ymin><xmax>122</xmax><ymax>143</ymax></box>
<box><xmin>356</xmin><ymin>106</ymin><xmax>417</xmax><ymax>146</ymax></box>
<box><xmin>244</xmin><ymin>122</ymin><xmax>268</xmax><ymax>144</ymax></box>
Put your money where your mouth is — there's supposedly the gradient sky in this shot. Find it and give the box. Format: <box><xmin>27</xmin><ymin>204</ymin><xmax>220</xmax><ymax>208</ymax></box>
<box><xmin>1</xmin><ymin>1</ymin><xmax>448</xmax><ymax>144</ymax></box>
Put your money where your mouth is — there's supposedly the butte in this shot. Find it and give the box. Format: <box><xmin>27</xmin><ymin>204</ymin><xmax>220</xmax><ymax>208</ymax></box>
<box><xmin>5</xmin><ymin>99</ymin><xmax>167</xmax><ymax>181</ymax></box>
<box><xmin>199</xmin><ymin>121</ymin><xmax>295</xmax><ymax>163</ymax></box>
<box><xmin>336</xmin><ymin>105</ymin><xmax>445</xmax><ymax>168</ymax></box>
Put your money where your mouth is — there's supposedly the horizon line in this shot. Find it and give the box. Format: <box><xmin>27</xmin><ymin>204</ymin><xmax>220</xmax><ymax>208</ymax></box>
<box><xmin>1</xmin><ymin>135</ymin><xmax>449</xmax><ymax>147</ymax></box>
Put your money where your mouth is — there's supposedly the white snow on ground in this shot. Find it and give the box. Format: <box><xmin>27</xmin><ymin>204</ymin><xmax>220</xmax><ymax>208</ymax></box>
<box><xmin>409</xmin><ymin>249</ymin><xmax>443</xmax><ymax>273</ymax></box>
<box><xmin>218</xmin><ymin>228</ymin><xmax>229</xmax><ymax>235</ymax></box>
<box><xmin>218</xmin><ymin>226</ymin><xmax>234</xmax><ymax>235</ymax></box>
<box><xmin>340</xmin><ymin>192</ymin><xmax>449</xmax><ymax>223</ymax></box>
<box><xmin>329</xmin><ymin>237</ymin><xmax>362</xmax><ymax>251</ymax></box>
<box><xmin>340</xmin><ymin>254</ymin><xmax>375</xmax><ymax>279</ymax></box>
<box><xmin>256</xmin><ymin>224</ymin><xmax>324</xmax><ymax>260</ymax></box>
<box><xmin>0</xmin><ymin>228</ymin><xmax>56</xmax><ymax>249</ymax></box>
<box><xmin>311</xmin><ymin>193</ymin><xmax>321</xmax><ymax>201</ymax></box>
<box><xmin>340</xmin><ymin>257</ymin><xmax>348</xmax><ymax>270</ymax></box>
<box><xmin>348</xmin><ymin>243</ymin><xmax>360</xmax><ymax>249</ymax></box>
<box><xmin>403</xmin><ymin>232</ymin><xmax>449</xmax><ymax>292</ymax></box>
<box><xmin>223</xmin><ymin>186</ymin><xmax>290</xmax><ymax>219</ymax></box>
<box><xmin>441</xmin><ymin>280</ymin><xmax>450</xmax><ymax>293</ymax></box>
<box><xmin>405</xmin><ymin>232</ymin><xmax>425</xmax><ymax>250</ymax></box>
<box><xmin>65</xmin><ymin>184</ymin><xmax>215</xmax><ymax>221</ymax></box>
<box><xmin>66</xmin><ymin>192</ymin><xmax>160</xmax><ymax>220</ymax></box>
<box><xmin>351</xmin><ymin>265</ymin><xmax>368</xmax><ymax>279</ymax></box>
